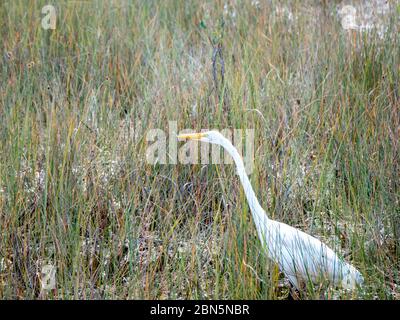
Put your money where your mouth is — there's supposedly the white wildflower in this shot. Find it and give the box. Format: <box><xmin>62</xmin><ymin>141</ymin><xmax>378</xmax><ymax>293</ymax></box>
<box><xmin>251</xmin><ymin>0</ymin><xmax>260</xmax><ymax>9</ymax></box>
<box><xmin>339</xmin><ymin>5</ymin><xmax>358</xmax><ymax>30</ymax></box>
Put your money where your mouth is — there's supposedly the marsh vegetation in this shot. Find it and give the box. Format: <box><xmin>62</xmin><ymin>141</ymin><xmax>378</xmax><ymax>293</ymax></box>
<box><xmin>0</xmin><ymin>0</ymin><xmax>399</xmax><ymax>299</ymax></box>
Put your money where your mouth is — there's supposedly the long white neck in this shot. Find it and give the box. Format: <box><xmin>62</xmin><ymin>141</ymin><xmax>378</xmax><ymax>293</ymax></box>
<box><xmin>219</xmin><ymin>137</ymin><xmax>268</xmax><ymax>227</ymax></box>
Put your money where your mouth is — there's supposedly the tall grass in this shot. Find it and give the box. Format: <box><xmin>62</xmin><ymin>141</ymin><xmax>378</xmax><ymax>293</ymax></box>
<box><xmin>0</xmin><ymin>0</ymin><xmax>399</xmax><ymax>299</ymax></box>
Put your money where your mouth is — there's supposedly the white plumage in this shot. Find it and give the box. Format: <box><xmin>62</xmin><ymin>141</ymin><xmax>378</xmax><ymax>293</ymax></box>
<box><xmin>178</xmin><ymin>130</ymin><xmax>363</xmax><ymax>291</ymax></box>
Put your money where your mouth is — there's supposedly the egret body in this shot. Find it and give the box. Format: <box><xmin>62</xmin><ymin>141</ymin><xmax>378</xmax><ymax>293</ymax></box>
<box><xmin>178</xmin><ymin>131</ymin><xmax>363</xmax><ymax>291</ymax></box>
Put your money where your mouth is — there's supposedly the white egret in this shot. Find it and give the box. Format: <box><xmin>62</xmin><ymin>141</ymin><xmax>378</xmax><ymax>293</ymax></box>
<box><xmin>178</xmin><ymin>131</ymin><xmax>364</xmax><ymax>291</ymax></box>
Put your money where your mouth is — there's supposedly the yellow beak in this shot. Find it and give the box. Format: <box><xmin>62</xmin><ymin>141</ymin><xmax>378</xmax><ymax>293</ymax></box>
<box><xmin>177</xmin><ymin>132</ymin><xmax>206</xmax><ymax>140</ymax></box>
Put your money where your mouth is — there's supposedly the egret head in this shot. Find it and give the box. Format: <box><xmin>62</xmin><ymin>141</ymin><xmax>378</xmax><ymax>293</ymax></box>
<box><xmin>177</xmin><ymin>130</ymin><xmax>227</xmax><ymax>145</ymax></box>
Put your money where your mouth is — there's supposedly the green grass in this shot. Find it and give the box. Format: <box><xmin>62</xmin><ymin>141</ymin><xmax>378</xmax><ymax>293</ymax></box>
<box><xmin>0</xmin><ymin>0</ymin><xmax>399</xmax><ymax>299</ymax></box>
